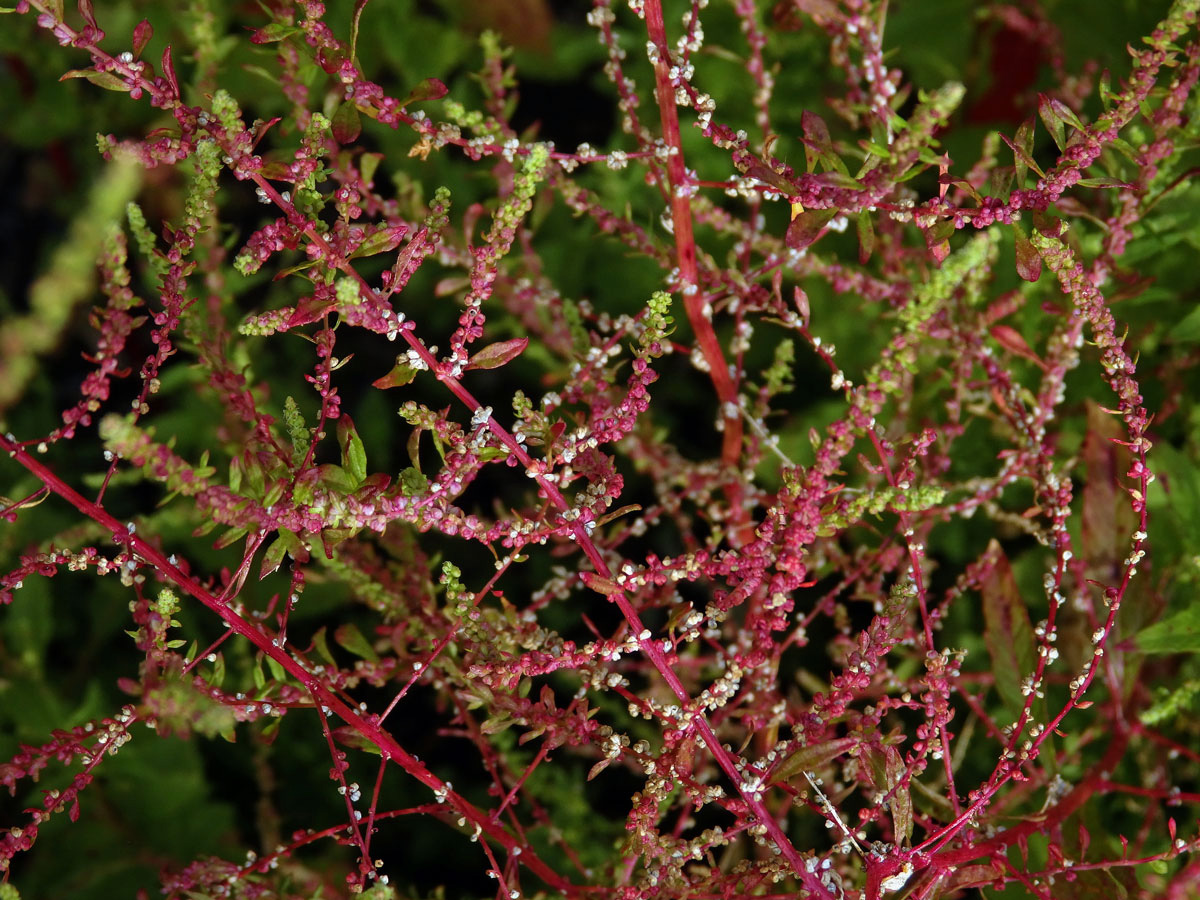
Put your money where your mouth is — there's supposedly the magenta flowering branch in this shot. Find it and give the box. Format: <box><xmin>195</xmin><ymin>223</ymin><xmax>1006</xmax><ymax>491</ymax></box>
<box><xmin>0</xmin><ymin>431</ymin><xmax>580</xmax><ymax>894</ymax></box>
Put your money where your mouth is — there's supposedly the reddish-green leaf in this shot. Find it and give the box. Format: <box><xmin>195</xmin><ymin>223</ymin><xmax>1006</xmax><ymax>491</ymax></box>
<box><xmin>744</xmin><ymin>159</ymin><xmax>796</xmax><ymax>195</ymax></box>
<box><xmin>251</xmin><ymin>23</ymin><xmax>303</xmax><ymax>44</ymax></box>
<box><xmin>403</xmin><ymin>77</ymin><xmax>448</xmax><ymax>106</ymax></box>
<box><xmin>350</xmin><ymin>224</ymin><xmax>408</xmax><ymax>260</ymax></box>
<box><xmin>132</xmin><ymin>18</ymin><xmax>153</xmax><ymax>57</ymax></box>
<box><xmin>786</xmin><ymin>207</ymin><xmax>837</xmax><ymax>251</ymax></box>
<box><xmin>331</xmin><ymin>726</ymin><xmax>383</xmax><ymax>754</ymax></box>
<box><xmin>372</xmin><ymin>361</ymin><xmax>418</xmax><ymax>389</ymax></box>
<box><xmin>772</xmin><ymin>737</ymin><xmax>856</xmax><ymax>782</ymax></box>
<box><xmin>467</xmin><ymin>337</ymin><xmax>528</xmax><ymax>371</ymax></box>
<box><xmin>1081</xmin><ymin>400</ymin><xmax>1136</xmax><ymax>570</ymax></box>
<box><xmin>801</xmin><ymin>110</ymin><xmax>835</xmax><ymax>174</ymax></box>
<box><xmin>1003</xmin><ymin>117</ymin><xmax>1044</xmax><ymax>183</ymax></box>
<box><xmin>856</xmin><ymin>210</ymin><xmax>875</xmax><ymax>263</ymax></box>
<box><xmin>981</xmin><ymin>540</ymin><xmax>1037</xmax><ymax>720</ymax></box>
<box><xmin>1076</xmin><ymin>176</ymin><xmax>1133</xmax><ymax>189</ymax></box>
<box><xmin>60</xmin><ymin>68</ymin><xmax>131</xmax><ymax>92</ymax></box>
<box><xmin>1013</xmin><ymin>227</ymin><xmax>1042</xmax><ymax>282</ymax></box>
<box><xmin>884</xmin><ymin>745</ymin><xmax>913</xmax><ymax>846</ymax></box>
<box><xmin>331</xmin><ymin>99</ymin><xmax>361</xmax><ymax>145</ymax></box>
<box><xmin>990</xmin><ymin>324</ymin><xmax>1046</xmax><ymax>371</ymax></box>
<box><xmin>1037</xmin><ymin>93</ymin><xmax>1068</xmax><ymax>151</ymax></box>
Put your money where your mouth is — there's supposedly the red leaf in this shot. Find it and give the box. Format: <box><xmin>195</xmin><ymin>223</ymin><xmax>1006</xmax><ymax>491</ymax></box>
<box><xmin>801</xmin><ymin>110</ymin><xmax>833</xmax><ymax>173</ymax></box>
<box><xmin>161</xmin><ymin>45</ymin><xmax>179</xmax><ymax>100</ymax></box>
<box><xmin>77</xmin><ymin>0</ymin><xmax>97</xmax><ymax>30</ymax></box>
<box><xmin>467</xmin><ymin>337</ymin><xmax>528</xmax><ymax>371</ymax></box>
<box><xmin>132</xmin><ymin>19</ymin><xmax>153</xmax><ymax>58</ymax></box>
<box><xmin>990</xmin><ymin>324</ymin><xmax>1046</xmax><ymax>371</ymax></box>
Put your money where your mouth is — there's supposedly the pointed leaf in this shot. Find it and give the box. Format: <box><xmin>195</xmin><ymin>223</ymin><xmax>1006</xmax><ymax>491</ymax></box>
<box><xmin>1038</xmin><ymin>93</ymin><xmax>1067</xmax><ymax>151</ymax></box>
<box><xmin>1081</xmin><ymin>400</ymin><xmax>1136</xmax><ymax>570</ymax></box>
<box><xmin>1013</xmin><ymin>227</ymin><xmax>1042</xmax><ymax>282</ymax></box>
<box><xmin>1076</xmin><ymin>176</ymin><xmax>1133</xmax><ymax>189</ymax></box>
<box><xmin>403</xmin><ymin>77</ymin><xmax>448</xmax><ymax>106</ymax></box>
<box><xmin>467</xmin><ymin>337</ymin><xmax>529</xmax><ymax>371</ymax></box>
<box><xmin>76</xmin><ymin>0</ymin><xmax>98</xmax><ymax>30</ymax></box>
<box><xmin>856</xmin><ymin>210</ymin><xmax>875</xmax><ymax>263</ymax></box>
<box><xmin>334</xmin><ymin>623</ymin><xmax>378</xmax><ymax>662</ymax></box>
<box><xmin>1134</xmin><ymin>605</ymin><xmax>1200</xmax><ymax>654</ymax></box>
<box><xmin>884</xmin><ymin>745</ymin><xmax>913</xmax><ymax>846</ymax></box>
<box><xmin>251</xmin><ymin>23</ymin><xmax>303</xmax><ymax>43</ymax></box>
<box><xmin>331</xmin><ymin>726</ymin><xmax>383</xmax><ymax>754</ymax></box>
<box><xmin>990</xmin><ymin>325</ymin><xmax>1046</xmax><ymax>371</ymax></box>
<box><xmin>981</xmin><ymin>540</ymin><xmax>1037</xmax><ymax>720</ymax></box>
<box><xmin>132</xmin><ymin>19</ymin><xmax>153</xmax><ymax>57</ymax></box>
<box><xmin>801</xmin><ymin>110</ymin><xmax>834</xmax><ymax>174</ymax></box>
<box><xmin>786</xmin><ymin>207</ymin><xmax>837</xmax><ymax>251</ymax></box>
<box><xmin>337</xmin><ymin>415</ymin><xmax>368</xmax><ymax>486</ymax></box>
<box><xmin>772</xmin><ymin>737</ymin><xmax>856</xmax><ymax>782</ymax></box>
<box><xmin>312</xmin><ymin>626</ymin><xmax>337</xmax><ymax>668</ymax></box>
<box><xmin>1003</xmin><ymin>117</ymin><xmax>1044</xmax><ymax>182</ymax></box>
<box><xmin>161</xmin><ymin>45</ymin><xmax>179</xmax><ymax>99</ymax></box>
<box><xmin>744</xmin><ymin>159</ymin><xmax>796</xmax><ymax>196</ymax></box>
<box><xmin>60</xmin><ymin>69</ymin><xmax>131</xmax><ymax>92</ymax></box>
<box><xmin>331</xmin><ymin>99</ymin><xmax>362</xmax><ymax>145</ymax></box>
<box><xmin>350</xmin><ymin>224</ymin><xmax>408</xmax><ymax>259</ymax></box>
<box><xmin>372</xmin><ymin>361</ymin><xmax>418</xmax><ymax>389</ymax></box>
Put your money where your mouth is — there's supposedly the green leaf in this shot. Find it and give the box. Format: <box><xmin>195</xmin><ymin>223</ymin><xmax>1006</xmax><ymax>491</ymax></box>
<box><xmin>1168</xmin><ymin>305</ymin><xmax>1200</xmax><ymax>342</ymax></box>
<box><xmin>312</xmin><ymin>626</ymin><xmax>337</xmax><ymax>668</ymax></box>
<box><xmin>400</xmin><ymin>467</ymin><xmax>429</xmax><ymax>497</ymax></box>
<box><xmin>1002</xmin><ymin>118</ymin><xmax>1044</xmax><ymax>183</ymax></box>
<box><xmin>265</xmin><ymin>654</ymin><xmax>288</xmax><ymax>684</ymax></box>
<box><xmin>60</xmin><ymin>68</ymin><xmax>131</xmax><ymax>93</ymax></box>
<box><xmin>334</xmin><ymin>623</ymin><xmax>379</xmax><ymax>662</ymax></box>
<box><xmin>1076</xmin><ymin>176</ymin><xmax>1132</xmax><ymax>189</ymax></box>
<box><xmin>980</xmin><ymin>540</ymin><xmax>1037</xmax><ymax>721</ymax></box>
<box><xmin>1037</xmin><ymin>93</ymin><xmax>1068</xmax><ymax>151</ymax></box>
<box><xmin>1135</xmin><ymin>606</ymin><xmax>1200</xmax><ymax>654</ymax></box>
<box><xmin>337</xmin><ymin>414</ymin><xmax>368</xmax><ymax>486</ymax></box>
